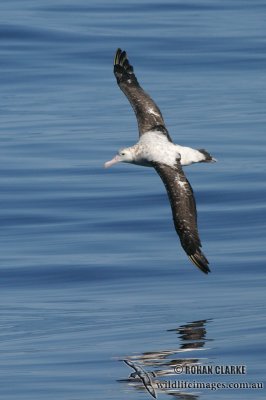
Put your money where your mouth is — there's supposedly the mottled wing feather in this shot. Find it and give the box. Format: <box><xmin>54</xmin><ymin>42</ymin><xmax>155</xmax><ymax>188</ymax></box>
<box><xmin>114</xmin><ymin>48</ymin><xmax>172</xmax><ymax>141</ymax></box>
<box><xmin>153</xmin><ymin>161</ymin><xmax>210</xmax><ymax>274</ymax></box>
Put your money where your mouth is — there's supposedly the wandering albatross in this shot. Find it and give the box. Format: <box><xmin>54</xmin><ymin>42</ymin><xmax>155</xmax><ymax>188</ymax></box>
<box><xmin>105</xmin><ymin>49</ymin><xmax>216</xmax><ymax>274</ymax></box>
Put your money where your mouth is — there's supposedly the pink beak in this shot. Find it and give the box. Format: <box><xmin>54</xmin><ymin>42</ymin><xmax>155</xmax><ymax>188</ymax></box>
<box><xmin>104</xmin><ymin>155</ymin><xmax>121</xmax><ymax>168</ymax></box>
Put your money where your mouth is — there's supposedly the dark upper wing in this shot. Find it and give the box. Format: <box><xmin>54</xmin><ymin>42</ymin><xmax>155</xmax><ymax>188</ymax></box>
<box><xmin>153</xmin><ymin>161</ymin><xmax>210</xmax><ymax>274</ymax></box>
<box><xmin>113</xmin><ymin>48</ymin><xmax>172</xmax><ymax>141</ymax></box>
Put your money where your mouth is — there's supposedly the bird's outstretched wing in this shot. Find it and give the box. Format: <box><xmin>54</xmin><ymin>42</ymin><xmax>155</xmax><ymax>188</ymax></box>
<box><xmin>114</xmin><ymin>48</ymin><xmax>172</xmax><ymax>141</ymax></box>
<box><xmin>124</xmin><ymin>360</ymin><xmax>157</xmax><ymax>399</ymax></box>
<box><xmin>153</xmin><ymin>161</ymin><xmax>210</xmax><ymax>274</ymax></box>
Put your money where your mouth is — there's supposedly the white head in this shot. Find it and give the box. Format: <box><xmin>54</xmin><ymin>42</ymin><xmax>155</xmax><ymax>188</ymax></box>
<box><xmin>104</xmin><ymin>147</ymin><xmax>135</xmax><ymax>168</ymax></box>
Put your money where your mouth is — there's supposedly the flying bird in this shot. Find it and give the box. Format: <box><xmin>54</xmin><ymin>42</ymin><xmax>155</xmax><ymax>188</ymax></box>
<box><xmin>105</xmin><ymin>49</ymin><xmax>216</xmax><ymax>274</ymax></box>
<box><xmin>123</xmin><ymin>359</ymin><xmax>157</xmax><ymax>399</ymax></box>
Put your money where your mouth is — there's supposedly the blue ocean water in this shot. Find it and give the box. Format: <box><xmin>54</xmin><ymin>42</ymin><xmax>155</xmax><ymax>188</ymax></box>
<box><xmin>0</xmin><ymin>0</ymin><xmax>265</xmax><ymax>399</ymax></box>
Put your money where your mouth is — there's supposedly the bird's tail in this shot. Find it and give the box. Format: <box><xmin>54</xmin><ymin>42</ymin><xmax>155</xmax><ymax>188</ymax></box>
<box><xmin>189</xmin><ymin>250</ymin><xmax>210</xmax><ymax>274</ymax></box>
<box><xmin>198</xmin><ymin>149</ymin><xmax>217</xmax><ymax>163</ymax></box>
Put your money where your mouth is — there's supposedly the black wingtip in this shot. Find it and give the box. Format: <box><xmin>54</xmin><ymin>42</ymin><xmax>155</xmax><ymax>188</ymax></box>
<box><xmin>114</xmin><ymin>48</ymin><xmax>128</xmax><ymax>66</ymax></box>
<box><xmin>113</xmin><ymin>48</ymin><xmax>136</xmax><ymax>84</ymax></box>
<box><xmin>189</xmin><ymin>251</ymin><xmax>211</xmax><ymax>274</ymax></box>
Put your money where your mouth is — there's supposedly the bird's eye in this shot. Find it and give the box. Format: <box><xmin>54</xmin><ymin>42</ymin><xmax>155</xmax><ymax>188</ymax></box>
<box><xmin>121</xmin><ymin>152</ymin><xmax>125</xmax><ymax>156</ymax></box>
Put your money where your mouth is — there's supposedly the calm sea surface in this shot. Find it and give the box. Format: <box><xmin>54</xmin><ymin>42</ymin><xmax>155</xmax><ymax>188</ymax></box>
<box><xmin>0</xmin><ymin>0</ymin><xmax>266</xmax><ymax>399</ymax></box>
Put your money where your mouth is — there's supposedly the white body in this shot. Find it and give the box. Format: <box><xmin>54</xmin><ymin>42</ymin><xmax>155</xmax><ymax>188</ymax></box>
<box><xmin>132</xmin><ymin>131</ymin><xmax>206</xmax><ymax>167</ymax></box>
<box><xmin>104</xmin><ymin>131</ymin><xmax>210</xmax><ymax>169</ymax></box>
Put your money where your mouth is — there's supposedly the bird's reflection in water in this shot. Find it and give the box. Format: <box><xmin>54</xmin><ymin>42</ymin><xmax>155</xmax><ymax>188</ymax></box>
<box><xmin>119</xmin><ymin>319</ymin><xmax>212</xmax><ymax>399</ymax></box>
<box><xmin>168</xmin><ymin>320</ymin><xmax>210</xmax><ymax>351</ymax></box>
